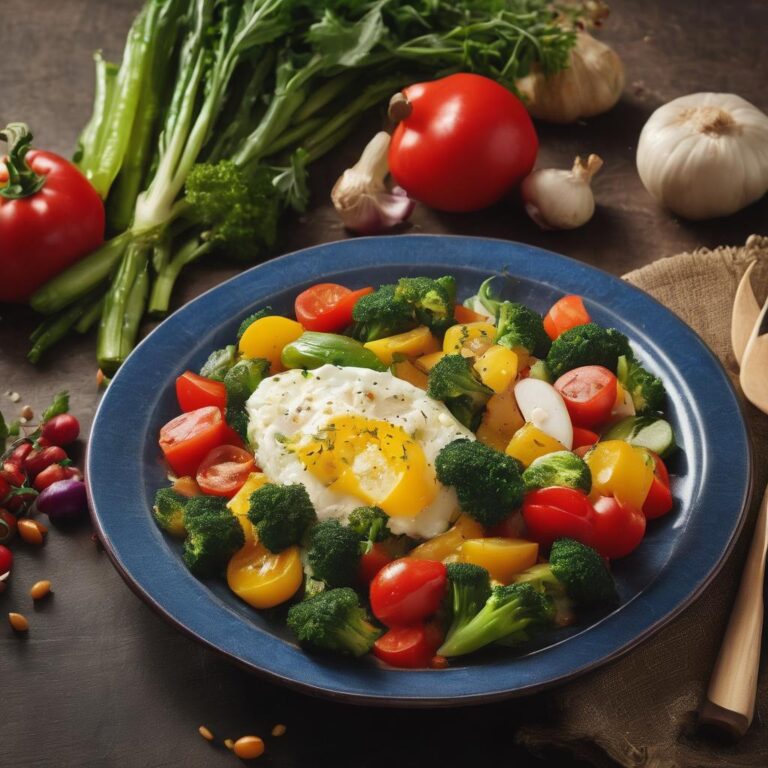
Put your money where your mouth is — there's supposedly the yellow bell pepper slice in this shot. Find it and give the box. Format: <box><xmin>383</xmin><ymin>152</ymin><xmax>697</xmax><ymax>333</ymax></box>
<box><xmin>227</xmin><ymin>529</ymin><xmax>303</xmax><ymax>609</ymax></box>
<box><xmin>473</xmin><ymin>345</ymin><xmax>519</xmax><ymax>394</ymax></box>
<box><xmin>238</xmin><ymin>316</ymin><xmax>304</xmax><ymax>373</ymax></box>
<box><xmin>415</xmin><ymin>350</ymin><xmax>446</xmax><ymax>373</ymax></box>
<box><xmin>459</xmin><ymin>538</ymin><xmax>539</xmax><ymax>584</ymax></box>
<box><xmin>476</xmin><ymin>387</ymin><xmax>525</xmax><ymax>452</ymax></box>
<box><xmin>443</xmin><ymin>322</ymin><xmax>496</xmax><ymax>355</ymax></box>
<box><xmin>505</xmin><ymin>423</ymin><xmax>566</xmax><ymax>467</ymax></box>
<box><xmin>364</xmin><ymin>326</ymin><xmax>439</xmax><ymax>366</ymax></box>
<box><xmin>391</xmin><ymin>359</ymin><xmax>429</xmax><ymax>389</ymax></box>
<box><xmin>227</xmin><ymin>472</ymin><xmax>269</xmax><ymax>540</ymax></box>
<box><xmin>410</xmin><ymin>515</ymin><xmax>484</xmax><ymax>561</ymax></box>
<box><xmin>585</xmin><ymin>440</ymin><xmax>654</xmax><ymax>508</ymax></box>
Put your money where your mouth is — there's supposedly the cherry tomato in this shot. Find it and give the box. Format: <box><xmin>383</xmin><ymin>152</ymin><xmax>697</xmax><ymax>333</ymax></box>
<box><xmin>591</xmin><ymin>496</ymin><xmax>646</xmax><ymax>559</ymax></box>
<box><xmin>294</xmin><ymin>284</ymin><xmax>373</xmax><ymax>333</ymax></box>
<box><xmin>373</xmin><ymin>623</ymin><xmax>444</xmax><ymax>668</ymax></box>
<box><xmin>642</xmin><ymin>452</ymin><xmax>673</xmax><ymax>520</ymax></box>
<box><xmin>158</xmin><ymin>406</ymin><xmax>227</xmax><ymax>477</ymax></box>
<box><xmin>453</xmin><ymin>304</ymin><xmax>488</xmax><ymax>324</ymax></box>
<box><xmin>7</xmin><ymin>442</ymin><xmax>32</xmax><ymax>467</ymax></box>
<box><xmin>0</xmin><ymin>125</ymin><xmax>105</xmax><ymax>303</ymax></box>
<box><xmin>388</xmin><ymin>73</ymin><xmax>537</xmax><ymax>212</ymax></box>
<box><xmin>2</xmin><ymin>463</ymin><xmax>25</xmax><ymax>488</ymax></box>
<box><xmin>359</xmin><ymin>542</ymin><xmax>394</xmax><ymax>584</ymax></box>
<box><xmin>369</xmin><ymin>558</ymin><xmax>447</xmax><ymax>627</ymax></box>
<box><xmin>195</xmin><ymin>444</ymin><xmax>255</xmax><ymax>498</ymax></box>
<box><xmin>554</xmin><ymin>366</ymin><xmax>618</xmax><ymax>429</ymax></box>
<box><xmin>175</xmin><ymin>371</ymin><xmax>227</xmax><ymax>412</ymax></box>
<box><xmin>543</xmin><ymin>295</ymin><xmax>591</xmax><ymax>340</ymax></box>
<box><xmin>0</xmin><ymin>475</ymin><xmax>10</xmax><ymax>502</ymax></box>
<box><xmin>522</xmin><ymin>487</ymin><xmax>595</xmax><ymax>548</ymax></box>
<box><xmin>23</xmin><ymin>446</ymin><xmax>67</xmax><ymax>478</ymax></box>
<box><xmin>33</xmin><ymin>463</ymin><xmax>68</xmax><ymax>491</ymax></box>
<box><xmin>572</xmin><ymin>427</ymin><xmax>600</xmax><ymax>449</ymax></box>
<box><xmin>0</xmin><ymin>543</ymin><xmax>12</xmax><ymax>576</ymax></box>
<box><xmin>0</xmin><ymin>510</ymin><xmax>16</xmax><ymax>544</ymax></box>
<box><xmin>40</xmin><ymin>413</ymin><xmax>80</xmax><ymax>446</ymax></box>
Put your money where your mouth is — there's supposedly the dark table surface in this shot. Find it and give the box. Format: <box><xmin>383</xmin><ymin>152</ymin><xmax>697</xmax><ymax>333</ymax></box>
<box><xmin>1</xmin><ymin>2</ymin><xmax>766</xmax><ymax>767</ymax></box>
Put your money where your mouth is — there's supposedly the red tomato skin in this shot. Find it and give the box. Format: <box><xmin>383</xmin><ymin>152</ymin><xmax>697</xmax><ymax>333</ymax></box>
<box><xmin>175</xmin><ymin>371</ymin><xmax>227</xmax><ymax>412</ymax></box>
<box><xmin>0</xmin><ymin>544</ymin><xmax>12</xmax><ymax>576</ymax></box>
<box><xmin>33</xmin><ymin>463</ymin><xmax>68</xmax><ymax>491</ymax></box>
<box><xmin>359</xmin><ymin>543</ymin><xmax>394</xmax><ymax>584</ymax></box>
<box><xmin>195</xmin><ymin>444</ymin><xmax>255</xmax><ymax>498</ymax></box>
<box><xmin>23</xmin><ymin>446</ymin><xmax>67</xmax><ymax>478</ymax></box>
<box><xmin>522</xmin><ymin>487</ymin><xmax>595</xmax><ymax>548</ymax></box>
<box><xmin>40</xmin><ymin>414</ymin><xmax>80</xmax><ymax>446</ymax></box>
<box><xmin>554</xmin><ymin>366</ymin><xmax>618</xmax><ymax>429</ymax></box>
<box><xmin>543</xmin><ymin>295</ymin><xmax>591</xmax><ymax>340</ymax></box>
<box><xmin>488</xmin><ymin>510</ymin><xmax>528</xmax><ymax>539</ymax></box>
<box><xmin>369</xmin><ymin>558</ymin><xmax>447</xmax><ymax>627</ymax></box>
<box><xmin>572</xmin><ymin>427</ymin><xmax>600</xmax><ymax>449</ymax></box>
<box><xmin>642</xmin><ymin>453</ymin><xmax>673</xmax><ymax>520</ymax></box>
<box><xmin>373</xmin><ymin>623</ymin><xmax>444</xmax><ymax>668</ymax></box>
<box><xmin>159</xmin><ymin>406</ymin><xmax>227</xmax><ymax>478</ymax></box>
<box><xmin>7</xmin><ymin>442</ymin><xmax>33</xmax><ymax>468</ymax></box>
<box><xmin>389</xmin><ymin>74</ymin><xmax>537</xmax><ymax>212</ymax></box>
<box><xmin>0</xmin><ymin>150</ymin><xmax>105</xmax><ymax>302</ymax></box>
<box><xmin>0</xmin><ymin>510</ymin><xmax>17</xmax><ymax>544</ymax></box>
<box><xmin>591</xmin><ymin>496</ymin><xmax>646</xmax><ymax>559</ymax></box>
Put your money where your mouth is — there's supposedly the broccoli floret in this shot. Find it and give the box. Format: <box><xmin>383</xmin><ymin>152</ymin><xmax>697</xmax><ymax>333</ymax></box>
<box><xmin>351</xmin><ymin>284</ymin><xmax>416</xmax><ymax>342</ymax></box>
<box><xmin>528</xmin><ymin>359</ymin><xmax>552</xmax><ymax>382</ymax></box>
<box><xmin>306</xmin><ymin>519</ymin><xmax>362</xmax><ymax>587</ymax></box>
<box><xmin>394</xmin><ymin>276</ymin><xmax>456</xmax><ymax>335</ymax></box>
<box><xmin>617</xmin><ymin>354</ymin><xmax>666</xmax><ymax>414</ymax></box>
<box><xmin>199</xmin><ymin>344</ymin><xmax>237</xmax><ymax>381</ymax></box>
<box><xmin>247</xmin><ymin>483</ymin><xmax>317</xmax><ymax>553</ymax></box>
<box><xmin>226</xmin><ymin>407</ymin><xmax>250</xmax><ymax>444</ymax></box>
<box><xmin>546</xmin><ymin>323</ymin><xmax>632</xmax><ymax>379</ymax></box>
<box><xmin>515</xmin><ymin>538</ymin><xmax>618</xmax><ymax>609</ymax></box>
<box><xmin>182</xmin><ymin>495</ymin><xmax>245</xmax><ymax>577</ymax></box>
<box><xmin>435</xmin><ymin>439</ymin><xmax>524</xmax><ymax>526</ymax></box>
<box><xmin>185</xmin><ymin>161</ymin><xmax>280</xmax><ymax>260</ymax></box>
<box><xmin>224</xmin><ymin>358</ymin><xmax>269</xmax><ymax>438</ymax></box>
<box><xmin>427</xmin><ymin>354</ymin><xmax>493</xmax><ymax>430</ymax></box>
<box><xmin>236</xmin><ymin>307</ymin><xmax>272</xmax><ymax>340</ymax></box>
<box><xmin>495</xmin><ymin>302</ymin><xmax>551</xmax><ymax>358</ymax></box>
<box><xmin>286</xmin><ymin>587</ymin><xmax>382</xmax><ymax>657</ymax></box>
<box><xmin>523</xmin><ymin>451</ymin><xmax>592</xmax><ymax>494</ymax></box>
<box><xmin>347</xmin><ymin>506</ymin><xmax>390</xmax><ymax>554</ymax></box>
<box><xmin>437</xmin><ymin>582</ymin><xmax>552</xmax><ymax>657</ymax></box>
<box><xmin>444</xmin><ymin>562</ymin><xmax>492</xmax><ymax>643</ymax></box>
<box><xmin>152</xmin><ymin>487</ymin><xmax>188</xmax><ymax>537</ymax></box>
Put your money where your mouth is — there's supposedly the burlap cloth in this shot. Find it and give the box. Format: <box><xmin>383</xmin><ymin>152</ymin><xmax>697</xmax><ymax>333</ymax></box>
<box><xmin>516</xmin><ymin>235</ymin><xmax>768</xmax><ymax>768</ymax></box>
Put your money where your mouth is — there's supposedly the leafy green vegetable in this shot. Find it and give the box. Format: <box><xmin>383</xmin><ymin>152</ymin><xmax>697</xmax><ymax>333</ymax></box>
<box><xmin>42</xmin><ymin>391</ymin><xmax>70</xmax><ymax>422</ymax></box>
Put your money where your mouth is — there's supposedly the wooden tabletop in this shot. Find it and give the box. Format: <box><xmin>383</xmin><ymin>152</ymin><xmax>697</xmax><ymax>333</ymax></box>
<box><xmin>1</xmin><ymin>1</ymin><xmax>766</xmax><ymax>766</ymax></box>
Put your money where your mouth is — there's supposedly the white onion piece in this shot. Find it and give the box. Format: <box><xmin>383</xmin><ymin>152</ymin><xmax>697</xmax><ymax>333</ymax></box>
<box><xmin>514</xmin><ymin>378</ymin><xmax>573</xmax><ymax>449</ymax></box>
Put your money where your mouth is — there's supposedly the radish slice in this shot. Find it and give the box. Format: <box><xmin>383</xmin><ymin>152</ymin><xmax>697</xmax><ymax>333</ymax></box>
<box><xmin>514</xmin><ymin>378</ymin><xmax>573</xmax><ymax>449</ymax></box>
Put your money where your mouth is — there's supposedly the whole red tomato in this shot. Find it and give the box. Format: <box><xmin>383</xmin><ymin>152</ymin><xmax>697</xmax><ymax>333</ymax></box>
<box><xmin>591</xmin><ymin>496</ymin><xmax>646</xmax><ymax>559</ymax></box>
<box><xmin>0</xmin><ymin>123</ymin><xmax>104</xmax><ymax>303</ymax></box>
<box><xmin>369</xmin><ymin>558</ymin><xmax>447</xmax><ymax>627</ymax></box>
<box><xmin>388</xmin><ymin>73</ymin><xmax>538</xmax><ymax>212</ymax></box>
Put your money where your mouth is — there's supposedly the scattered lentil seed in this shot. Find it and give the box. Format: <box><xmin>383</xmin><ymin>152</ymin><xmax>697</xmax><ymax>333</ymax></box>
<box><xmin>198</xmin><ymin>726</ymin><xmax>214</xmax><ymax>742</ymax></box>
<box><xmin>271</xmin><ymin>724</ymin><xmax>287</xmax><ymax>737</ymax></box>
<box><xmin>18</xmin><ymin>519</ymin><xmax>45</xmax><ymax>546</ymax></box>
<box><xmin>20</xmin><ymin>405</ymin><xmax>33</xmax><ymax>420</ymax></box>
<box><xmin>8</xmin><ymin>612</ymin><xmax>29</xmax><ymax>632</ymax></box>
<box><xmin>233</xmin><ymin>736</ymin><xmax>265</xmax><ymax>760</ymax></box>
<box><xmin>224</xmin><ymin>739</ymin><xmax>234</xmax><ymax>750</ymax></box>
<box><xmin>30</xmin><ymin>580</ymin><xmax>52</xmax><ymax>600</ymax></box>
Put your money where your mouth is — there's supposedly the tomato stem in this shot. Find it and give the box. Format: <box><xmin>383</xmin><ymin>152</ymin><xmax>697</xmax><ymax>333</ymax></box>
<box><xmin>0</xmin><ymin>123</ymin><xmax>46</xmax><ymax>200</ymax></box>
<box><xmin>387</xmin><ymin>93</ymin><xmax>412</xmax><ymax>123</ymax></box>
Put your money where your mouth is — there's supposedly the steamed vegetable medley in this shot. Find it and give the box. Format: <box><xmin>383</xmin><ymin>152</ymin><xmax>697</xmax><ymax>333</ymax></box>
<box><xmin>152</xmin><ymin>275</ymin><xmax>677</xmax><ymax>668</ymax></box>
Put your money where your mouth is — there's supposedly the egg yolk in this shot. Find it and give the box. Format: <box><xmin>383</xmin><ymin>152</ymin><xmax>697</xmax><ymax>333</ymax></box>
<box><xmin>293</xmin><ymin>415</ymin><xmax>438</xmax><ymax>518</ymax></box>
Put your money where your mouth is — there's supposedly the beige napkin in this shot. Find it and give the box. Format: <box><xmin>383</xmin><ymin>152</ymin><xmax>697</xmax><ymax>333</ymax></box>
<box><xmin>516</xmin><ymin>236</ymin><xmax>768</xmax><ymax>768</ymax></box>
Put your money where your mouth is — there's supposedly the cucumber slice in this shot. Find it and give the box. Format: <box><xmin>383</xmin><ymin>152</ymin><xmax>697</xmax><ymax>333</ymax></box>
<box><xmin>602</xmin><ymin>416</ymin><xmax>676</xmax><ymax>457</ymax></box>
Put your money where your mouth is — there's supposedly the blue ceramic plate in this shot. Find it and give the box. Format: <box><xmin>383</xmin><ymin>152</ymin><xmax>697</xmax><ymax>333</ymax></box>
<box><xmin>87</xmin><ymin>235</ymin><xmax>752</xmax><ymax>706</ymax></box>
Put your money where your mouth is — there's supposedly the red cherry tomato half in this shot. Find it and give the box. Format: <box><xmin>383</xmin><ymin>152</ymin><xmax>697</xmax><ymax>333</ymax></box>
<box><xmin>373</xmin><ymin>622</ymin><xmax>444</xmax><ymax>669</ymax></box>
<box><xmin>522</xmin><ymin>487</ymin><xmax>595</xmax><ymax>548</ymax></box>
<box><xmin>159</xmin><ymin>406</ymin><xmax>227</xmax><ymax>478</ymax></box>
<box><xmin>294</xmin><ymin>284</ymin><xmax>373</xmax><ymax>333</ymax></box>
<box><xmin>40</xmin><ymin>413</ymin><xmax>80</xmax><ymax>446</ymax></box>
<box><xmin>554</xmin><ymin>366</ymin><xmax>618</xmax><ymax>429</ymax></box>
<box><xmin>176</xmin><ymin>371</ymin><xmax>227</xmax><ymax>412</ymax></box>
<box><xmin>359</xmin><ymin>542</ymin><xmax>394</xmax><ymax>584</ymax></box>
<box><xmin>543</xmin><ymin>295</ymin><xmax>591</xmax><ymax>340</ymax></box>
<box><xmin>369</xmin><ymin>558</ymin><xmax>447</xmax><ymax>627</ymax></box>
<box><xmin>0</xmin><ymin>510</ymin><xmax>17</xmax><ymax>545</ymax></box>
<box><xmin>591</xmin><ymin>496</ymin><xmax>646</xmax><ymax>559</ymax></box>
<box><xmin>195</xmin><ymin>444</ymin><xmax>255</xmax><ymax>498</ymax></box>
<box><xmin>389</xmin><ymin>73</ymin><xmax>537</xmax><ymax>212</ymax></box>
<box><xmin>572</xmin><ymin>427</ymin><xmax>600</xmax><ymax>449</ymax></box>
<box><xmin>0</xmin><ymin>544</ymin><xmax>12</xmax><ymax>576</ymax></box>
<box><xmin>642</xmin><ymin>452</ymin><xmax>673</xmax><ymax>520</ymax></box>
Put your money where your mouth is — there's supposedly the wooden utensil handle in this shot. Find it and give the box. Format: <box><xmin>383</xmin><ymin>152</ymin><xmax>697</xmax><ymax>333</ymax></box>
<box><xmin>701</xmin><ymin>483</ymin><xmax>768</xmax><ymax>737</ymax></box>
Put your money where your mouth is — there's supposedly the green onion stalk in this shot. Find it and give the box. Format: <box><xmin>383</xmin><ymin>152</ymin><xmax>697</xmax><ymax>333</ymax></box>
<box><xmin>28</xmin><ymin>0</ymin><xmax>581</xmax><ymax>372</ymax></box>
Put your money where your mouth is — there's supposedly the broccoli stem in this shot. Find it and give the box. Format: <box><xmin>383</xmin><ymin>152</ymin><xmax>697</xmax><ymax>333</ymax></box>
<box><xmin>147</xmin><ymin>237</ymin><xmax>210</xmax><ymax>318</ymax></box>
<box><xmin>75</xmin><ymin>294</ymin><xmax>106</xmax><ymax>334</ymax></box>
<box><xmin>27</xmin><ymin>292</ymin><xmax>99</xmax><ymax>364</ymax></box>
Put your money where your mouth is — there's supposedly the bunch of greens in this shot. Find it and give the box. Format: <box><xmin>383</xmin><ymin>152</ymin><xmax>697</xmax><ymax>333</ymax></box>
<box><xmin>28</xmin><ymin>0</ymin><xmax>583</xmax><ymax>372</ymax></box>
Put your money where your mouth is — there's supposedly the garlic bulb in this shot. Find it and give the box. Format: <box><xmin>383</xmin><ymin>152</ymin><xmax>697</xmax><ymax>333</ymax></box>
<box><xmin>516</xmin><ymin>33</ymin><xmax>624</xmax><ymax>123</ymax></box>
<box><xmin>331</xmin><ymin>131</ymin><xmax>415</xmax><ymax>234</ymax></box>
<box><xmin>636</xmin><ymin>93</ymin><xmax>768</xmax><ymax>220</ymax></box>
<box><xmin>521</xmin><ymin>154</ymin><xmax>603</xmax><ymax>230</ymax></box>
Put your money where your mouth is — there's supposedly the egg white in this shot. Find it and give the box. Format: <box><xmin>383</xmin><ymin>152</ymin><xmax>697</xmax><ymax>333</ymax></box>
<box><xmin>246</xmin><ymin>364</ymin><xmax>474</xmax><ymax>539</ymax></box>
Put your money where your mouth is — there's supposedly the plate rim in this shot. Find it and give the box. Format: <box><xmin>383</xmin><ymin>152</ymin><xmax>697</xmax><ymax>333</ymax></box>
<box><xmin>86</xmin><ymin>234</ymin><xmax>754</xmax><ymax>706</ymax></box>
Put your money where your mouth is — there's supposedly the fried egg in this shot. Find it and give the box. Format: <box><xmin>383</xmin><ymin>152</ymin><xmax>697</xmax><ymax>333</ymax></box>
<box><xmin>246</xmin><ymin>364</ymin><xmax>473</xmax><ymax>539</ymax></box>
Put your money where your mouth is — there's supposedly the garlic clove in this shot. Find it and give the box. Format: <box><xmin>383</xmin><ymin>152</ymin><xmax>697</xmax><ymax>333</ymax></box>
<box><xmin>331</xmin><ymin>131</ymin><xmax>415</xmax><ymax>234</ymax></box>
